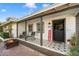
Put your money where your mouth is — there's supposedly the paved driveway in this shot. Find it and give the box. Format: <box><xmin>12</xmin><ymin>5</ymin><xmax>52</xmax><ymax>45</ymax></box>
<box><xmin>0</xmin><ymin>43</ymin><xmax>45</xmax><ymax>56</ymax></box>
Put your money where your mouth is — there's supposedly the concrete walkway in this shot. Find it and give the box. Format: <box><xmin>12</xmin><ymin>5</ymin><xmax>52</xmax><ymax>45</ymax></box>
<box><xmin>0</xmin><ymin>43</ymin><xmax>45</xmax><ymax>56</ymax></box>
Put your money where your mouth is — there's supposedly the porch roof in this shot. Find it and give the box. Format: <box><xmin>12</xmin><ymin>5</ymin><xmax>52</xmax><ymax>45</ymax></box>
<box><xmin>17</xmin><ymin>3</ymin><xmax>79</xmax><ymax>23</ymax></box>
<box><xmin>0</xmin><ymin>20</ymin><xmax>16</xmax><ymax>27</ymax></box>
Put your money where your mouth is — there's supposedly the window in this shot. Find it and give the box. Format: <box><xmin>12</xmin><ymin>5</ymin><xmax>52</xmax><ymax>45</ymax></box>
<box><xmin>28</xmin><ymin>24</ymin><xmax>33</xmax><ymax>32</ymax></box>
<box><xmin>36</xmin><ymin>22</ymin><xmax>44</xmax><ymax>33</ymax></box>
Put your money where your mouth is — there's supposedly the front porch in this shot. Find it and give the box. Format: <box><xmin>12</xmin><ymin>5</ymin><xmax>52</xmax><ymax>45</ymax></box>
<box><xmin>20</xmin><ymin>37</ymin><xmax>68</xmax><ymax>54</ymax></box>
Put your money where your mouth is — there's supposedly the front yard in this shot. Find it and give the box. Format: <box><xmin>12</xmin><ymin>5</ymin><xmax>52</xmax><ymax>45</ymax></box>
<box><xmin>0</xmin><ymin>42</ymin><xmax>45</xmax><ymax>56</ymax></box>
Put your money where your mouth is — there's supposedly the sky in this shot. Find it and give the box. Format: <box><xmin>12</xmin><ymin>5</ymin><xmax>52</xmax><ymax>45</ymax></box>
<box><xmin>0</xmin><ymin>3</ymin><xmax>53</xmax><ymax>22</ymax></box>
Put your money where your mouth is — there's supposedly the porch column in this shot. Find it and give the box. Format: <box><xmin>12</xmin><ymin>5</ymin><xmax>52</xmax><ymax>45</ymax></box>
<box><xmin>76</xmin><ymin>13</ymin><xmax>79</xmax><ymax>47</ymax></box>
<box><xmin>16</xmin><ymin>22</ymin><xmax>18</xmax><ymax>38</ymax></box>
<box><xmin>40</xmin><ymin>16</ymin><xmax>43</xmax><ymax>46</ymax></box>
<box><xmin>25</xmin><ymin>20</ymin><xmax>27</xmax><ymax>40</ymax></box>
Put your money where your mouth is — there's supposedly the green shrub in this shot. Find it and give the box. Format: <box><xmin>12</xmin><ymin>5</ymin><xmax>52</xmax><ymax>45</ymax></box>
<box><xmin>70</xmin><ymin>47</ymin><xmax>79</xmax><ymax>56</ymax></box>
<box><xmin>69</xmin><ymin>33</ymin><xmax>79</xmax><ymax>56</ymax></box>
<box><xmin>1</xmin><ymin>32</ymin><xmax>10</xmax><ymax>39</ymax></box>
<box><xmin>0</xmin><ymin>33</ymin><xmax>2</xmax><ymax>36</ymax></box>
<box><xmin>70</xmin><ymin>34</ymin><xmax>77</xmax><ymax>47</ymax></box>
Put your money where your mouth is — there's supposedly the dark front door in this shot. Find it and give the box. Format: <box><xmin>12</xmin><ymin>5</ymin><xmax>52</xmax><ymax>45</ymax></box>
<box><xmin>52</xmin><ymin>19</ymin><xmax>65</xmax><ymax>42</ymax></box>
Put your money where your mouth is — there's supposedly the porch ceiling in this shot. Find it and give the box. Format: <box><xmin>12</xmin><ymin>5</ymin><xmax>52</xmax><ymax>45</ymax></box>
<box><xmin>17</xmin><ymin>3</ymin><xmax>79</xmax><ymax>23</ymax></box>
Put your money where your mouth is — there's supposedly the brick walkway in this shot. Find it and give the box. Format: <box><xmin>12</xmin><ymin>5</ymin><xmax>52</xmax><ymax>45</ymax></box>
<box><xmin>0</xmin><ymin>43</ymin><xmax>45</xmax><ymax>56</ymax></box>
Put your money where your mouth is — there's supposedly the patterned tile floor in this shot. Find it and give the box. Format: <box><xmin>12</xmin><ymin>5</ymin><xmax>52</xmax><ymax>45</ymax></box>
<box><xmin>22</xmin><ymin>37</ymin><xmax>69</xmax><ymax>54</ymax></box>
<box><xmin>0</xmin><ymin>42</ymin><xmax>45</xmax><ymax>56</ymax></box>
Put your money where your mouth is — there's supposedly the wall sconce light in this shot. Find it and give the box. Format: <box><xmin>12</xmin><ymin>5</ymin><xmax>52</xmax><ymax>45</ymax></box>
<box><xmin>48</xmin><ymin>22</ymin><xmax>51</xmax><ymax>24</ymax></box>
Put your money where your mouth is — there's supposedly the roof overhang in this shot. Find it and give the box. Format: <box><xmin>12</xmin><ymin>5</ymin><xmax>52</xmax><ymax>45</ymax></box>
<box><xmin>17</xmin><ymin>3</ymin><xmax>79</xmax><ymax>23</ymax></box>
<box><xmin>1</xmin><ymin>20</ymin><xmax>16</xmax><ymax>27</ymax></box>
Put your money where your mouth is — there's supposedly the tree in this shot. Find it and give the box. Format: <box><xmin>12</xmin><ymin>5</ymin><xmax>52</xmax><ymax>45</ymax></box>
<box><xmin>6</xmin><ymin>17</ymin><xmax>16</xmax><ymax>21</ymax></box>
<box><xmin>6</xmin><ymin>17</ymin><xmax>12</xmax><ymax>21</ymax></box>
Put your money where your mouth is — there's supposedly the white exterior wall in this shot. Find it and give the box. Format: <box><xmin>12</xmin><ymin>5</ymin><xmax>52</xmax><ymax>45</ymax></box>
<box><xmin>2</xmin><ymin>22</ymin><xmax>17</xmax><ymax>38</ymax></box>
<box><xmin>27</xmin><ymin>18</ymin><xmax>41</xmax><ymax>39</ymax></box>
<box><xmin>12</xmin><ymin>23</ymin><xmax>17</xmax><ymax>38</ymax></box>
<box><xmin>3</xmin><ymin>25</ymin><xmax>9</xmax><ymax>32</ymax></box>
<box><xmin>43</xmin><ymin>8</ymin><xmax>79</xmax><ymax>42</ymax></box>
<box><xmin>65</xmin><ymin>16</ymin><xmax>76</xmax><ymax>41</ymax></box>
<box><xmin>25</xmin><ymin>7</ymin><xmax>79</xmax><ymax>42</ymax></box>
<box><xmin>18</xmin><ymin>22</ymin><xmax>25</xmax><ymax>37</ymax></box>
<box><xmin>3</xmin><ymin>26</ymin><xmax>6</xmax><ymax>32</ymax></box>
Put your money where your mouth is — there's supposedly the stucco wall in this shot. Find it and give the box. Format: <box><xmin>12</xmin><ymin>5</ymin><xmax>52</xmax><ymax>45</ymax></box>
<box><xmin>65</xmin><ymin>16</ymin><xmax>76</xmax><ymax>42</ymax></box>
<box><xmin>18</xmin><ymin>22</ymin><xmax>25</xmax><ymax>37</ymax></box>
<box><xmin>12</xmin><ymin>23</ymin><xmax>17</xmax><ymax>38</ymax></box>
<box><xmin>3</xmin><ymin>26</ymin><xmax>6</xmax><ymax>32</ymax></box>
<box><xmin>3</xmin><ymin>25</ymin><xmax>9</xmax><ymax>32</ymax></box>
<box><xmin>27</xmin><ymin>18</ymin><xmax>41</xmax><ymax>39</ymax></box>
